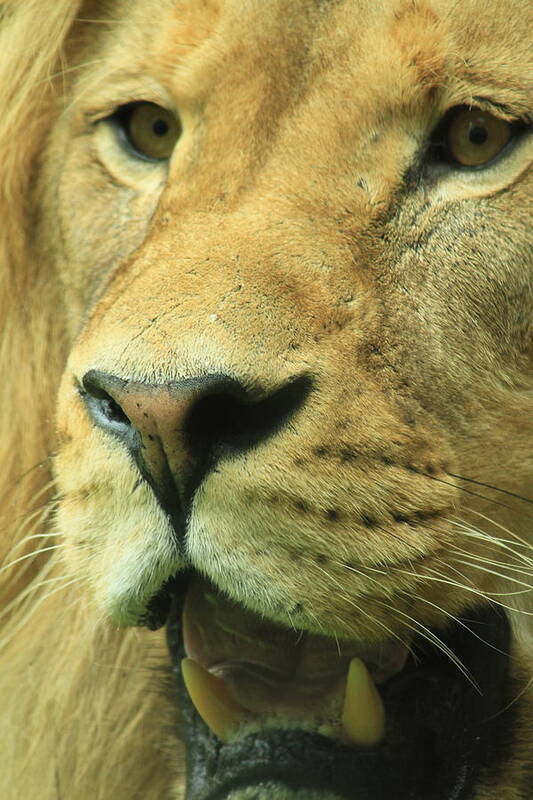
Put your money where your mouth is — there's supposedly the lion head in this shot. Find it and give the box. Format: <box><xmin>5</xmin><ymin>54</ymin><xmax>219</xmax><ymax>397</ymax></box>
<box><xmin>1</xmin><ymin>1</ymin><xmax>532</xmax><ymax>798</ymax></box>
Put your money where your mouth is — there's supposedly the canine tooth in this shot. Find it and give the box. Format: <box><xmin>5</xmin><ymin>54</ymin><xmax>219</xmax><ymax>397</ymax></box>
<box><xmin>342</xmin><ymin>657</ymin><xmax>385</xmax><ymax>747</ymax></box>
<box><xmin>181</xmin><ymin>658</ymin><xmax>245</xmax><ymax>742</ymax></box>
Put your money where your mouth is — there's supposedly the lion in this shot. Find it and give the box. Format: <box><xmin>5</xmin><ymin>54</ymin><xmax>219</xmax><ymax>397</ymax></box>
<box><xmin>0</xmin><ymin>0</ymin><xmax>532</xmax><ymax>798</ymax></box>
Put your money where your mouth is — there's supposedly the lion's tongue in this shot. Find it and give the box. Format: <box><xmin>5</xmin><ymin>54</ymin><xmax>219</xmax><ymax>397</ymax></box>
<box><xmin>182</xmin><ymin>577</ymin><xmax>408</xmax><ymax>747</ymax></box>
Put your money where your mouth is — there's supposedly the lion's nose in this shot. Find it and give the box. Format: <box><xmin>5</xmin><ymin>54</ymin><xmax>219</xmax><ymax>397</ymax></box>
<box><xmin>80</xmin><ymin>369</ymin><xmax>311</xmax><ymax>530</ymax></box>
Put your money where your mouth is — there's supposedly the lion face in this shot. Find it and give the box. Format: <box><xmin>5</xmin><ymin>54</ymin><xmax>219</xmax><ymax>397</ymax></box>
<box><xmin>38</xmin><ymin>0</ymin><xmax>532</xmax><ymax>797</ymax></box>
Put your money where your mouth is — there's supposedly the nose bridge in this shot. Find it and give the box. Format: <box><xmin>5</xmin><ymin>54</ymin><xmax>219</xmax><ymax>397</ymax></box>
<box><xmin>164</xmin><ymin>207</ymin><xmax>357</xmax><ymax>318</ymax></box>
<box><xmin>87</xmin><ymin>209</ymin><xmax>350</xmax><ymax>357</ymax></box>
<box><xmin>71</xmin><ymin>200</ymin><xmax>366</xmax><ymax>402</ymax></box>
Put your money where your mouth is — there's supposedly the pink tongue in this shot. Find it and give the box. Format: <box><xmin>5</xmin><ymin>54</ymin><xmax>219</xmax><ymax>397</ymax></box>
<box><xmin>182</xmin><ymin>577</ymin><xmax>408</xmax><ymax>714</ymax></box>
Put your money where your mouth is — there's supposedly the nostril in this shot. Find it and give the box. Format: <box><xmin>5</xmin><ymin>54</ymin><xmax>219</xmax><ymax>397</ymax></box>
<box><xmin>81</xmin><ymin>372</ymin><xmax>133</xmax><ymax>434</ymax></box>
<box><xmin>185</xmin><ymin>374</ymin><xmax>313</xmax><ymax>455</ymax></box>
<box><xmin>97</xmin><ymin>393</ymin><xmax>131</xmax><ymax>426</ymax></box>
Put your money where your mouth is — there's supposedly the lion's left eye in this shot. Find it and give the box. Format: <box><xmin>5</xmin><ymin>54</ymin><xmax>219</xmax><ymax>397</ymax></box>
<box><xmin>446</xmin><ymin>108</ymin><xmax>512</xmax><ymax>166</ymax></box>
<box><xmin>430</xmin><ymin>106</ymin><xmax>523</xmax><ymax>168</ymax></box>
<box><xmin>111</xmin><ymin>102</ymin><xmax>182</xmax><ymax>161</ymax></box>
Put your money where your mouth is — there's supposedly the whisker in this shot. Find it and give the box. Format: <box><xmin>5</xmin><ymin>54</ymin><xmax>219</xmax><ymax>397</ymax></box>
<box><xmin>42</xmin><ymin>59</ymin><xmax>106</xmax><ymax>85</ymax></box>
<box><xmin>452</xmin><ymin>554</ymin><xmax>533</xmax><ymax>581</ymax></box>
<box><xmin>485</xmin><ymin>674</ymin><xmax>533</xmax><ymax>721</ymax></box>
<box><xmin>413</xmin><ymin>595</ymin><xmax>511</xmax><ymax>659</ymax></box>
<box><xmin>12</xmin><ymin>531</ymin><xmax>65</xmax><ymax>543</ymax></box>
<box><xmin>425</xmin><ymin>564</ymin><xmax>530</xmax><ymax>598</ymax></box>
<box><xmin>0</xmin><ymin>577</ymin><xmax>82</xmax><ymax>648</ymax></box>
<box><xmin>0</xmin><ymin>460</ymin><xmax>52</xmax><ymax>503</ymax></box>
<box><xmin>0</xmin><ymin>544</ymin><xmax>65</xmax><ymax>575</ymax></box>
<box><xmin>425</xmin><ymin>474</ymin><xmax>533</xmax><ymax>521</ymax></box>
<box><xmin>333</xmin><ymin>558</ymin><xmax>468</xmax><ymax>674</ymax></box>
<box><xmin>448</xmin><ymin>543</ymin><xmax>533</xmax><ymax>577</ymax></box>
<box><xmin>452</xmin><ymin>524</ymin><xmax>533</xmax><ymax>570</ymax></box>
<box><xmin>0</xmin><ymin>572</ymin><xmax>80</xmax><ymax>623</ymax></box>
<box><xmin>372</xmin><ymin>598</ymin><xmax>477</xmax><ymax>689</ymax></box>
<box><xmin>450</xmin><ymin>557</ymin><xmax>533</xmax><ymax>592</ymax></box>
<box><xmin>337</xmin><ymin>550</ymin><xmax>516</xmax><ymax>675</ymax></box>
<box><xmin>455</xmin><ymin>510</ymin><xmax>533</xmax><ymax>553</ymax></box>
<box><xmin>2</xmin><ymin>476</ymin><xmax>55</xmax><ymax>504</ymax></box>
<box><xmin>311</xmin><ymin>559</ymin><xmax>412</xmax><ymax>652</ymax></box>
<box><xmin>413</xmin><ymin>567</ymin><xmax>533</xmax><ymax>609</ymax></box>
<box><xmin>447</xmin><ymin>473</ymin><xmax>533</xmax><ymax>507</ymax></box>
<box><xmin>5</xmin><ymin>510</ymin><xmax>59</xmax><ymax>552</ymax></box>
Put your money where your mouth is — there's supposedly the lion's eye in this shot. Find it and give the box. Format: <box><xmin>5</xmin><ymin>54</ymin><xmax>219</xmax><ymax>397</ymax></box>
<box><xmin>112</xmin><ymin>102</ymin><xmax>181</xmax><ymax>161</ymax></box>
<box><xmin>430</xmin><ymin>106</ymin><xmax>520</xmax><ymax>169</ymax></box>
<box><xmin>446</xmin><ymin>108</ymin><xmax>512</xmax><ymax>166</ymax></box>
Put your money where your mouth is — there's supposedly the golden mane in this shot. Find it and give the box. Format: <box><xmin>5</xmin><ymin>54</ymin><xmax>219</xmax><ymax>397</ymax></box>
<box><xmin>0</xmin><ymin>4</ymin><xmax>179</xmax><ymax>797</ymax></box>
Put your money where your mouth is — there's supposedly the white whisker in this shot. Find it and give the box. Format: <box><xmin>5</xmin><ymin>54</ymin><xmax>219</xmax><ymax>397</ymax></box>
<box><xmin>0</xmin><ymin>544</ymin><xmax>65</xmax><ymax>575</ymax></box>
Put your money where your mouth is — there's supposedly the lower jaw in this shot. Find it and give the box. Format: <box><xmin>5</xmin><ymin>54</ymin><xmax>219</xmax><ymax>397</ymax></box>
<box><xmin>166</xmin><ymin>593</ymin><xmax>513</xmax><ymax>800</ymax></box>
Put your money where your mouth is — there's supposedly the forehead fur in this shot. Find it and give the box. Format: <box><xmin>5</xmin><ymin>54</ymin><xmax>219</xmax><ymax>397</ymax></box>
<box><xmin>76</xmin><ymin>0</ymin><xmax>532</xmax><ymax>112</ymax></box>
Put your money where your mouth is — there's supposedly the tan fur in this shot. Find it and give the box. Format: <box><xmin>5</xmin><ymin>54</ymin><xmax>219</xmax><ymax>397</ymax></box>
<box><xmin>0</xmin><ymin>1</ymin><xmax>532</xmax><ymax>798</ymax></box>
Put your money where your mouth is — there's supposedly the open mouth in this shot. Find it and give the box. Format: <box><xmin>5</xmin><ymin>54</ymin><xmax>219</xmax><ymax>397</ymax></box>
<box><xmin>151</xmin><ymin>574</ymin><xmax>513</xmax><ymax>800</ymax></box>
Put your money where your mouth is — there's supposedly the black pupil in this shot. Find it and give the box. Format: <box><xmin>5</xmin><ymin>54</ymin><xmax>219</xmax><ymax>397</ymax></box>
<box><xmin>152</xmin><ymin>119</ymin><xmax>169</xmax><ymax>137</ymax></box>
<box><xmin>469</xmin><ymin>125</ymin><xmax>488</xmax><ymax>146</ymax></box>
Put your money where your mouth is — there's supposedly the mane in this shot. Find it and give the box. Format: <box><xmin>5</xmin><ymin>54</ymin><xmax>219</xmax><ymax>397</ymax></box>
<box><xmin>0</xmin><ymin>4</ymin><xmax>179</xmax><ymax>797</ymax></box>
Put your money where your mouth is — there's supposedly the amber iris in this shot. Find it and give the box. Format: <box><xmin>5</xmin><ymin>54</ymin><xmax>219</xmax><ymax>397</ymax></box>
<box><xmin>126</xmin><ymin>102</ymin><xmax>181</xmax><ymax>160</ymax></box>
<box><xmin>447</xmin><ymin>108</ymin><xmax>512</xmax><ymax>167</ymax></box>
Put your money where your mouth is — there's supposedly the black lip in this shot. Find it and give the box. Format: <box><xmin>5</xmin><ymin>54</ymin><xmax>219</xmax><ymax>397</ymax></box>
<box><xmin>166</xmin><ymin>598</ymin><xmax>514</xmax><ymax>800</ymax></box>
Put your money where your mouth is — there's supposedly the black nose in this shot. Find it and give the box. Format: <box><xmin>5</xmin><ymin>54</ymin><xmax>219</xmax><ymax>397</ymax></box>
<box><xmin>80</xmin><ymin>370</ymin><xmax>312</xmax><ymax>531</ymax></box>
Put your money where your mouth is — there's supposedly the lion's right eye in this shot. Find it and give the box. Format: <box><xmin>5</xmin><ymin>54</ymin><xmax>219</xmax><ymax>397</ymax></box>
<box><xmin>111</xmin><ymin>102</ymin><xmax>182</xmax><ymax>161</ymax></box>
